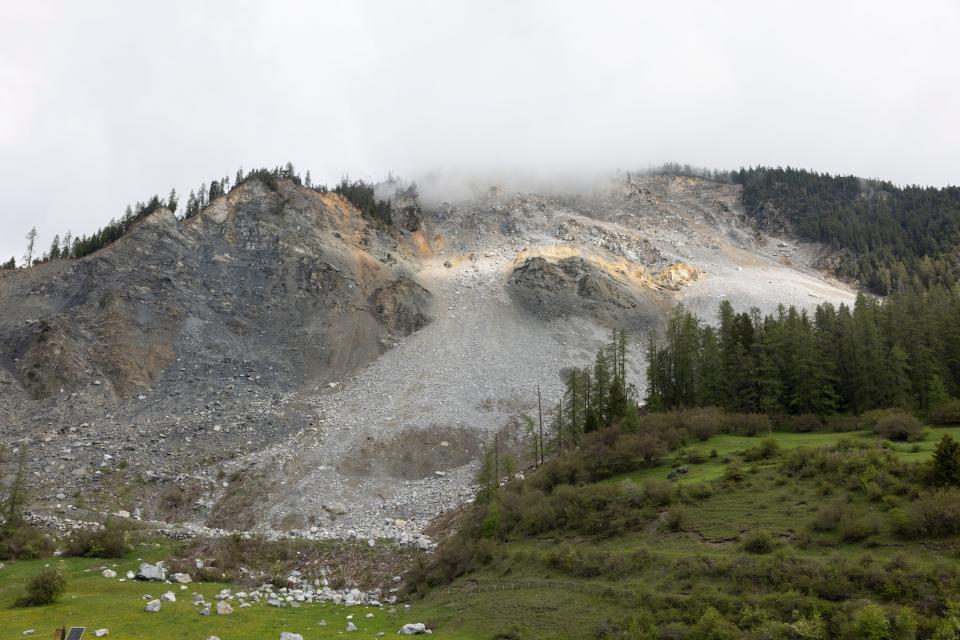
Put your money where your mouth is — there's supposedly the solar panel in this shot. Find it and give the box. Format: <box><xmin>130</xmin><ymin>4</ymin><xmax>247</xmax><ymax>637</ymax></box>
<box><xmin>66</xmin><ymin>628</ymin><xmax>85</xmax><ymax>640</ymax></box>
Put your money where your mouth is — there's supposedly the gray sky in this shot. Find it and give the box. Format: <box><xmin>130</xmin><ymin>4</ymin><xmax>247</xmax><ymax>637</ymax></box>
<box><xmin>2</xmin><ymin>0</ymin><xmax>959</xmax><ymax>263</ymax></box>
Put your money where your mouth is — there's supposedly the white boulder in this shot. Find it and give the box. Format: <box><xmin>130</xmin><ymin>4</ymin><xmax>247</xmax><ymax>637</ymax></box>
<box><xmin>398</xmin><ymin>623</ymin><xmax>430</xmax><ymax>635</ymax></box>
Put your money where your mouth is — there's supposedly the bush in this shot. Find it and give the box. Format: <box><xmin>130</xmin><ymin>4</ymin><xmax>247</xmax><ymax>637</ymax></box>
<box><xmin>838</xmin><ymin>513</ymin><xmax>880</xmax><ymax>542</ymax></box>
<box><xmin>743</xmin><ymin>438</ymin><xmax>781</xmax><ymax>462</ymax></box>
<box><xmin>0</xmin><ymin>525</ymin><xmax>54</xmax><ymax>560</ymax></box>
<box><xmin>63</xmin><ymin>522</ymin><xmax>132</xmax><ymax>558</ymax></box>
<box><xmin>663</xmin><ymin>507</ymin><xmax>686</xmax><ymax>532</ymax></box>
<box><xmin>16</xmin><ymin>563</ymin><xmax>66</xmax><ymax>606</ymax></box>
<box><xmin>643</xmin><ymin>480</ymin><xmax>674</xmax><ymax>507</ymax></box>
<box><xmin>851</xmin><ymin>603</ymin><xmax>892</xmax><ymax>640</ymax></box>
<box><xmin>724</xmin><ymin>461</ymin><xmax>746</xmax><ymax>482</ymax></box>
<box><xmin>812</xmin><ymin>498</ymin><xmax>848</xmax><ymax>532</ymax></box>
<box><xmin>741</xmin><ymin>529</ymin><xmax>775</xmax><ymax>554</ymax></box>
<box><xmin>871</xmin><ymin>411</ymin><xmax>925</xmax><ymax>442</ymax></box>
<box><xmin>893</xmin><ymin>489</ymin><xmax>960</xmax><ymax>538</ymax></box>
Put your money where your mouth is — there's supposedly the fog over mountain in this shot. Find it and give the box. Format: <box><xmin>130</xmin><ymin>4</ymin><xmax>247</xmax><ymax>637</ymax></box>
<box><xmin>1</xmin><ymin>0</ymin><xmax>959</xmax><ymax>261</ymax></box>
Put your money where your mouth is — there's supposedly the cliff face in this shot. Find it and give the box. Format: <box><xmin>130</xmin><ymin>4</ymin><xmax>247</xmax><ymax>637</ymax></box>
<box><xmin>0</xmin><ymin>179</ymin><xmax>431</xmax><ymax>401</ymax></box>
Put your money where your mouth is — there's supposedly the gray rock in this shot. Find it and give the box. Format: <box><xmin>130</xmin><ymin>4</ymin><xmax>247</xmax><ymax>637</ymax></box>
<box><xmin>280</xmin><ymin>634</ymin><xmax>304</xmax><ymax>640</ymax></box>
<box><xmin>216</xmin><ymin>601</ymin><xmax>233</xmax><ymax>615</ymax></box>
<box><xmin>136</xmin><ymin>563</ymin><xmax>166</xmax><ymax>581</ymax></box>
<box><xmin>144</xmin><ymin>599</ymin><xmax>161</xmax><ymax>612</ymax></box>
<box><xmin>94</xmin><ymin>630</ymin><xmax>108</xmax><ymax>637</ymax></box>
<box><xmin>398</xmin><ymin>623</ymin><xmax>429</xmax><ymax>635</ymax></box>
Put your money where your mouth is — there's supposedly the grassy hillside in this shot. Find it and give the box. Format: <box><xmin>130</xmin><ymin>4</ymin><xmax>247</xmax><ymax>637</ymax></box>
<box><xmin>404</xmin><ymin>421</ymin><xmax>960</xmax><ymax>639</ymax></box>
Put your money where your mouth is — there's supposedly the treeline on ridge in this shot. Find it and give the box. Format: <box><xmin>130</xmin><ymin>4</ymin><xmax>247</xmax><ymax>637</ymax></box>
<box><xmin>4</xmin><ymin>163</ymin><xmax>406</xmax><ymax>268</ymax></box>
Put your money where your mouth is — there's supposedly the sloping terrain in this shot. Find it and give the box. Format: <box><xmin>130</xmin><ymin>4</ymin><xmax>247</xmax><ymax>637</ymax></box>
<box><xmin>0</xmin><ymin>174</ymin><xmax>855</xmax><ymax>540</ymax></box>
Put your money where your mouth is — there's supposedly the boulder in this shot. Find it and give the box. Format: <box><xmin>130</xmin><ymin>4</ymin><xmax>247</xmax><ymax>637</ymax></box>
<box><xmin>94</xmin><ymin>631</ymin><xmax>108</xmax><ymax>637</ymax></box>
<box><xmin>144</xmin><ymin>599</ymin><xmax>161</xmax><ymax>612</ymax></box>
<box><xmin>101</xmin><ymin>569</ymin><xmax>116</xmax><ymax>578</ymax></box>
<box><xmin>172</xmin><ymin>572</ymin><xmax>192</xmax><ymax>583</ymax></box>
<box><xmin>280</xmin><ymin>634</ymin><xmax>304</xmax><ymax>640</ymax></box>
<box><xmin>398</xmin><ymin>623</ymin><xmax>429</xmax><ymax>635</ymax></box>
<box><xmin>216</xmin><ymin>601</ymin><xmax>233</xmax><ymax>615</ymax></box>
<box><xmin>136</xmin><ymin>563</ymin><xmax>166</xmax><ymax>581</ymax></box>
<box><xmin>323</xmin><ymin>501</ymin><xmax>347</xmax><ymax>515</ymax></box>
<box><xmin>346</xmin><ymin>622</ymin><xmax>357</xmax><ymax>632</ymax></box>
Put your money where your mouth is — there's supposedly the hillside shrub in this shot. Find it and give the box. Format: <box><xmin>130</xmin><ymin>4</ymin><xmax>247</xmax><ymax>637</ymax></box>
<box><xmin>663</xmin><ymin>507</ymin><xmax>686</xmax><ymax>532</ymax></box>
<box><xmin>851</xmin><ymin>603</ymin><xmax>892</xmax><ymax>640</ymax></box>
<box><xmin>893</xmin><ymin>489</ymin><xmax>960</xmax><ymax>538</ymax></box>
<box><xmin>0</xmin><ymin>525</ymin><xmax>53</xmax><ymax>560</ymax></box>
<box><xmin>16</xmin><ymin>563</ymin><xmax>66</xmax><ymax>606</ymax></box>
<box><xmin>64</xmin><ymin>521</ymin><xmax>132</xmax><ymax>558</ymax></box>
<box><xmin>741</xmin><ymin>529</ymin><xmax>775</xmax><ymax>554</ymax></box>
<box><xmin>643</xmin><ymin>480</ymin><xmax>674</xmax><ymax>507</ymax></box>
<box><xmin>812</xmin><ymin>499</ymin><xmax>849</xmax><ymax>532</ymax></box>
<box><xmin>838</xmin><ymin>513</ymin><xmax>880</xmax><ymax>542</ymax></box>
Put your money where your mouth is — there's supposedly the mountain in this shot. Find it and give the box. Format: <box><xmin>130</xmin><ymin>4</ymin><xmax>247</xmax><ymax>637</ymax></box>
<box><xmin>0</xmin><ymin>172</ymin><xmax>855</xmax><ymax>539</ymax></box>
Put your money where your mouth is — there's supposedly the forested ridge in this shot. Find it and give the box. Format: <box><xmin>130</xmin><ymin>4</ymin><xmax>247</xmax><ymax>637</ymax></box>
<box><xmin>731</xmin><ymin>167</ymin><xmax>960</xmax><ymax>294</ymax></box>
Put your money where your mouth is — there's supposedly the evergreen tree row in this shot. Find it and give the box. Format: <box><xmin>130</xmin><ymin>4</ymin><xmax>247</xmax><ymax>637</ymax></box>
<box><xmin>551</xmin><ymin>329</ymin><xmax>639</xmax><ymax>449</ymax></box>
<box><xmin>646</xmin><ymin>290</ymin><xmax>960</xmax><ymax>416</ymax></box>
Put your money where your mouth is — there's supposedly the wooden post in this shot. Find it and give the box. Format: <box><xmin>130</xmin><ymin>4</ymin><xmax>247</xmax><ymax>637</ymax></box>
<box><xmin>494</xmin><ymin>432</ymin><xmax>499</xmax><ymax>484</ymax></box>
<box><xmin>537</xmin><ymin>384</ymin><xmax>544</xmax><ymax>465</ymax></box>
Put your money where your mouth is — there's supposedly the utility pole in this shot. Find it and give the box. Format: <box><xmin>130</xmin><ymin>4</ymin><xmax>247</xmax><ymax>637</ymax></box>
<box><xmin>537</xmin><ymin>384</ymin><xmax>544</xmax><ymax>465</ymax></box>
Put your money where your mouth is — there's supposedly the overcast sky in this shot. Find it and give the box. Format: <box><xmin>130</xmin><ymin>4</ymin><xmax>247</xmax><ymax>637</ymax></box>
<box><xmin>2</xmin><ymin>0</ymin><xmax>959</xmax><ymax>263</ymax></box>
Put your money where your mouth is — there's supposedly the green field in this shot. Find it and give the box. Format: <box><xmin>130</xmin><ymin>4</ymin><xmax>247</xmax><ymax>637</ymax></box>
<box><xmin>0</xmin><ymin>550</ymin><xmax>468</xmax><ymax>640</ymax></box>
<box><xmin>608</xmin><ymin>426</ymin><xmax>960</xmax><ymax>487</ymax></box>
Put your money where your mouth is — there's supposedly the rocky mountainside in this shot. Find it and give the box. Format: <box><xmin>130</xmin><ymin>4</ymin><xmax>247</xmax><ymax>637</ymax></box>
<box><xmin>0</xmin><ymin>173</ymin><xmax>855</xmax><ymax>543</ymax></box>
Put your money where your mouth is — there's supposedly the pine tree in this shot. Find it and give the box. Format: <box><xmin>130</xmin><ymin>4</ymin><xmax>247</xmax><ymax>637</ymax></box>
<box><xmin>48</xmin><ymin>234</ymin><xmax>61</xmax><ymax>260</ymax></box>
<box><xmin>168</xmin><ymin>188</ymin><xmax>178</xmax><ymax>213</ymax></box>
<box><xmin>933</xmin><ymin>434</ymin><xmax>960</xmax><ymax>486</ymax></box>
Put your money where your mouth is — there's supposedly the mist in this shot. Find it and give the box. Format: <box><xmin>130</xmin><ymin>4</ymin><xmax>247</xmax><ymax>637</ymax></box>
<box><xmin>1</xmin><ymin>0</ymin><xmax>959</xmax><ymax>262</ymax></box>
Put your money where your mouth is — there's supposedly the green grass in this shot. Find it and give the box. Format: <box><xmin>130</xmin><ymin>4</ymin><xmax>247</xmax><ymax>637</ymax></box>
<box><xmin>608</xmin><ymin>426</ymin><xmax>960</xmax><ymax>487</ymax></box>
<box><xmin>0</xmin><ymin>549</ymin><xmax>472</xmax><ymax>640</ymax></box>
